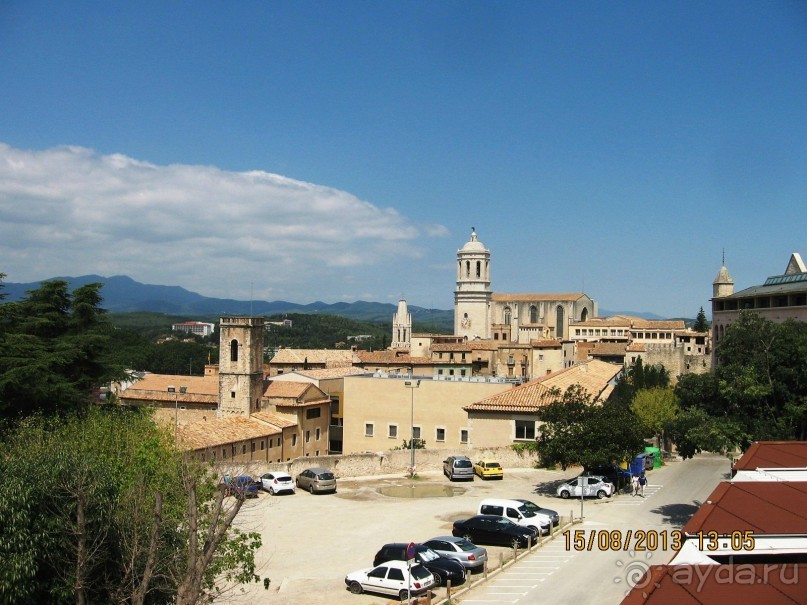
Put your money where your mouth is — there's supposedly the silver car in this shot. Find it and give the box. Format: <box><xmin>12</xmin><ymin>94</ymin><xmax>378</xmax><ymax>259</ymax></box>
<box><xmin>422</xmin><ymin>536</ymin><xmax>488</xmax><ymax>571</ymax></box>
<box><xmin>295</xmin><ymin>467</ymin><xmax>337</xmax><ymax>494</ymax></box>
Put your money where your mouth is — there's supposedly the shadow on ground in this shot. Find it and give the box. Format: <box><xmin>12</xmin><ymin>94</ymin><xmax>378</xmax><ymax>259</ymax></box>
<box><xmin>650</xmin><ymin>502</ymin><xmax>702</xmax><ymax>526</ymax></box>
<box><xmin>532</xmin><ymin>478</ymin><xmax>575</xmax><ymax>497</ymax></box>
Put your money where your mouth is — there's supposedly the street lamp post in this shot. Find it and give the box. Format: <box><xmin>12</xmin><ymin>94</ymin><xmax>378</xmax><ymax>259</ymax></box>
<box><xmin>404</xmin><ymin>379</ymin><xmax>421</xmax><ymax>473</ymax></box>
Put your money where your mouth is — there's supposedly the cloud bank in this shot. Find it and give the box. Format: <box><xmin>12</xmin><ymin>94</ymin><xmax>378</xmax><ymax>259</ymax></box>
<box><xmin>0</xmin><ymin>143</ymin><xmax>448</xmax><ymax>303</ymax></box>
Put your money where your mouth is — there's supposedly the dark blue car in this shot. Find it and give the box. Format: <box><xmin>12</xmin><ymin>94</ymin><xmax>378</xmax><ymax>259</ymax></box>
<box><xmin>221</xmin><ymin>475</ymin><xmax>260</xmax><ymax>498</ymax></box>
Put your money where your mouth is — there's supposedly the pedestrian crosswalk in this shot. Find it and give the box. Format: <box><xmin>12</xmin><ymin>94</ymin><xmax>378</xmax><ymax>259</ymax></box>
<box><xmin>612</xmin><ymin>484</ymin><xmax>662</xmax><ymax>506</ymax></box>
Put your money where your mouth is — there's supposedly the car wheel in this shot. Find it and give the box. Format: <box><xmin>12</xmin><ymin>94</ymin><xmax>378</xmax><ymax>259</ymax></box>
<box><xmin>268</xmin><ymin>487</ymin><xmax>275</xmax><ymax>495</ymax></box>
<box><xmin>295</xmin><ymin>479</ymin><xmax>301</xmax><ymax>488</ymax></box>
<box><xmin>597</xmin><ymin>490</ymin><xmax>606</xmax><ymax>499</ymax></box>
<box><xmin>511</xmin><ymin>537</ymin><xmax>522</xmax><ymax>549</ymax></box>
<box><xmin>462</xmin><ymin>534</ymin><xmax>473</xmax><ymax>543</ymax></box>
<box><xmin>560</xmin><ymin>489</ymin><xmax>570</xmax><ymax>499</ymax></box>
<box><xmin>399</xmin><ymin>589</ymin><xmax>410</xmax><ymax>602</ymax></box>
<box><xmin>432</xmin><ymin>571</ymin><xmax>443</xmax><ymax>586</ymax></box>
<box><xmin>348</xmin><ymin>581</ymin><xmax>363</xmax><ymax>595</ymax></box>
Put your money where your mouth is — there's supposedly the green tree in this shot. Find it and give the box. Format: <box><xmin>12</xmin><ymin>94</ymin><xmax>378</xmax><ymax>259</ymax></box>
<box><xmin>667</xmin><ymin>406</ymin><xmax>743</xmax><ymax>460</ymax></box>
<box><xmin>0</xmin><ymin>280</ymin><xmax>124</xmax><ymax>418</ymax></box>
<box><xmin>534</xmin><ymin>385</ymin><xmax>645</xmax><ymax>469</ymax></box>
<box><xmin>0</xmin><ymin>409</ymin><xmax>261</xmax><ymax>605</ymax></box>
<box><xmin>631</xmin><ymin>387</ymin><xmax>679</xmax><ymax>448</ymax></box>
<box><xmin>609</xmin><ymin>358</ymin><xmax>670</xmax><ymax>406</ymax></box>
<box><xmin>693</xmin><ymin>306</ymin><xmax>709</xmax><ymax>332</ymax></box>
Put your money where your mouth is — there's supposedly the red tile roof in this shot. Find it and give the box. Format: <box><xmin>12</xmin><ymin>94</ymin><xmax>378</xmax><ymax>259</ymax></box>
<box><xmin>733</xmin><ymin>441</ymin><xmax>807</xmax><ymax>472</ymax></box>
<box><xmin>620</xmin><ymin>564</ymin><xmax>806</xmax><ymax>605</ymax></box>
<box><xmin>681</xmin><ymin>481</ymin><xmax>807</xmax><ymax>535</ymax></box>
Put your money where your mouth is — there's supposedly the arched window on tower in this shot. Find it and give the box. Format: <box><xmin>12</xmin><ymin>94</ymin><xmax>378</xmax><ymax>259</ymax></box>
<box><xmin>466</xmin><ymin>260</ymin><xmax>471</xmax><ymax>278</ymax></box>
<box><xmin>230</xmin><ymin>339</ymin><xmax>239</xmax><ymax>362</ymax></box>
<box><xmin>556</xmin><ymin>306</ymin><xmax>565</xmax><ymax>339</ymax></box>
<box><xmin>580</xmin><ymin>307</ymin><xmax>589</xmax><ymax>322</ymax></box>
<box><xmin>530</xmin><ymin>305</ymin><xmax>538</xmax><ymax>324</ymax></box>
<box><xmin>504</xmin><ymin>307</ymin><xmax>512</xmax><ymax>325</ymax></box>
<box><xmin>476</xmin><ymin>261</ymin><xmax>481</xmax><ymax>278</ymax></box>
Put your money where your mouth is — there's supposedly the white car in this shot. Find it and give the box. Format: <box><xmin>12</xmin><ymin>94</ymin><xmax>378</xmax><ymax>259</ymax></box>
<box><xmin>556</xmin><ymin>475</ymin><xmax>615</xmax><ymax>499</ymax></box>
<box><xmin>345</xmin><ymin>560</ymin><xmax>435</xmax><ymax>600</ymax></box>
<box><xmin>260</xmin><ymin>471</ymin><xmax>295</xmax><ymax>495</ymax></box>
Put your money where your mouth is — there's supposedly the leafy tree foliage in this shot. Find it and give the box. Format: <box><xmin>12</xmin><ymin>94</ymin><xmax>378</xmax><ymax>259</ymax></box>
<box><xmin>0</xmin><ymin>279</ymin><xmax>124</xmax><ymax>418</ymax></box>
<box><xmin>534</xmin><ymin>385</ymin><xmax>646</xmax><ymax>469</ymax></box>
<box><xmin>631</xmin><ymin>387</ymin><xmax>679</xmax><ymax>447</ymax></box>
<box><xmin>0</xmin><ymin>409</ymin><xmax>261</xmax><ymax>605</ymax></box>
<box><xmin>672</xmin><ymin>311</ymin><xmax>807</xmax><ymax>456</ymax></box>
<box><xmin>693</xmin><ymin>306</ymin><xmax>709</xmax><ymax>332</ymax></box>
<box><xmin>609</xmin><ymin>358</ymin><xmax>671</xmax><ymax>406</ymax></box>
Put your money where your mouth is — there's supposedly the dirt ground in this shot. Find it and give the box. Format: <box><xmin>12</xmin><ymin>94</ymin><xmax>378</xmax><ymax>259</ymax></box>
<box><xmin>221</xmin><ymin>466</ymin><xmax>594</xmax><ymax>605</ymax></box>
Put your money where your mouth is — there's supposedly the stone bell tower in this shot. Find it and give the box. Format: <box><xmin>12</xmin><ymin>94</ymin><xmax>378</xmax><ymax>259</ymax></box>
<box><xmin>454</xmin><ymin>228</ymin><xmax>491</xmax><ymax>339</ymax></box>
<box><xmin>218</xmin><ymin>316</ymin><xmax>265</xmax><ymax>417</ymax></box>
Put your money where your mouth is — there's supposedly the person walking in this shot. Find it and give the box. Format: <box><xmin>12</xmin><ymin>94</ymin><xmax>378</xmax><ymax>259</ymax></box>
<box><xmin>630</xmin><ymin>473</ymin><xmax>639</xmax><ymax>497</ymax></box>
<box><xmin>638</xmin><ymin>472</ymin><xmax>647</xmax><ymax>497</ymax></box>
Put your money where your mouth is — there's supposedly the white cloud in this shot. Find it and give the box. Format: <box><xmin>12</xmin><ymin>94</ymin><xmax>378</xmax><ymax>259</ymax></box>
<box><xmin>0</xmin><ymin>143</ymin><xmax>449</xmax><ymax>302</ymax></box>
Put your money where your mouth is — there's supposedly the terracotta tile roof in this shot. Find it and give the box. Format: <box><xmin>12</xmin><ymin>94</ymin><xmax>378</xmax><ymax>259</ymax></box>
<box><xmin>354</xmin><ymin>350</ymin><xmax>432</xmax><ymax>365</ymax></box>
<box><xmin>530</xmin><ymin>339</ymin><xmax>562</xmax><ymax>348</ymax></box>
<box><xmin>733</xmin><ymin>441</ymin><xmax>807</xmax><ymax>471</ymax></box>
<box><xmin>491</xmin><ymin>293</ymin><xmax>587</xmax><ymax>302</ymax></box>
<box><xmin>430</xmin><ymin>343</ymin><xmax>474</xmax><ymax>352</ymax></box>
<box><xmin>120</xmin><ymin>373</ymin><xmax>219</xmax><ymax>404</ymax></box>
<box><xmin>626</xmin><ymin>342</ymin><xmax>646</xmax><ymax>352</ymax></box>
<box><xmin>536</xmin><ymin>360</ymin><xmax>621</xmax><ymax>399</ymax></box>
<box><xmin>572</xmin><ymin>317</ymin><xmax>632</xmax><ymax>327</ymax></box>
<box><xmin>468</xmin><ymin>340</ymin><xmax>504</xmax><ymax>351</ymax></box>
<box><xmin>177</xmin><ymin>416</ymin><xmax>279</xmax><ymax>450</ymax></box>
<box><xmin>463</xmin><ymin>380</ymin><xmax>556</xmax><ymax>413</ymax></box>
<box><xmin>588</xmin><ymin>342</ymin><xmax>628</xmax><ymax>357</ymax></box>
<box><xmin>263</xmin><ymin>381</ymin><xmax>329</xmax><ymax>406</ymax></box>
<box><xmin>281</xmin><ymin>367</ymin><xmax>367</xmax><ymax>380</ymax></box>
<box><xmin>252</xmin><ymin>412</ymin><xmax>296</xmax><ymax>428</ymax></box>
<box><xmin>269</xmin><ymin>348</ymin><xmax>359</xmax><ymax>366</ymax></box>
<box><xmin>620</xmin><ymin>564</ymin><xmax>807</xmax><ymax>605</ymax></box>
<box><xmin>681</xmin><ymin>481</ymin><xmax>807</xmax><ymax>535</ymax></box>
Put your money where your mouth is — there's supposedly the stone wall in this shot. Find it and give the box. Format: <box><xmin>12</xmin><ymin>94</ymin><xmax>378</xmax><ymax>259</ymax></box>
<box><xmin>227</xmin><ymin>445</ymin><xmax>540</xmax><ymax>479</ymax></box>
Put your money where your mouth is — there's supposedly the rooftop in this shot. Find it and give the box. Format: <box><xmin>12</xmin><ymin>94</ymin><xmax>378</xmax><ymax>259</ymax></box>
<box><xmin>733</xmin><ymin>441</ymin><xmax>807</xmax><ymax>473</ymax></box>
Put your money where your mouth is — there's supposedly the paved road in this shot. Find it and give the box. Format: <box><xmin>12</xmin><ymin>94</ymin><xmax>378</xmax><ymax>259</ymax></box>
<box><xmin>454</xmin><ymin>454</ymin><xmax>729</xmax><ymax>605</ymax></box>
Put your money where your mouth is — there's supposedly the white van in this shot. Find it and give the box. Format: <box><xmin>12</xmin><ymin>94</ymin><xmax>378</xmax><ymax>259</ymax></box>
<box><xmin>478</xmin><ymin>498</ymin><xmax>551</xmax><ymax>534</ymax></box>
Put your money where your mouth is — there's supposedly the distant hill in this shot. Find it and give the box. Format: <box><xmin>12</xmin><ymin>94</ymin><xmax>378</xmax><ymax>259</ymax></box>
<box><xmin>2</xmin><ymin>275</ymin><xmax>454</xmax><ymax>329</ymax></box>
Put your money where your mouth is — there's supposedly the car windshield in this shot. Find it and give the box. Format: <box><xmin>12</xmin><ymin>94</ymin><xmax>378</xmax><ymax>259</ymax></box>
<box><xmin>317</xmin><ymin>472</ymin><xmax>334</xmax><ymax>480</ymax></box>
<box><xmin>456</xmin><ymin>460</ymin><xmax>472</xmax><ymax>468</ymax></box>
<box><xmin>516</xmin><ymin>504</ymin><xmax>536</xmax><ymax>518</ymax></box>
<box><xmin>410</xmin><ymin>565</ymin><xmax>431</xmax><ymax>580</ymax></box>
<box><xmin>418</xmin><ymin>548</ymin><xmax>440</xmax><ymax>562</ymax></box>
<box><xmin>454</xmin><ymin>539</ymin><xmax>477</xmax><ymax>552</ymax></box>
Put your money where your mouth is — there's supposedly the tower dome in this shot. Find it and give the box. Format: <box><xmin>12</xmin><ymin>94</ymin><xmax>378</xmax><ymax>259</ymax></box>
<box><xmin>713</xmin><ymin>263</ymin><xmax>734</xmax><ymax>298</ymax></box>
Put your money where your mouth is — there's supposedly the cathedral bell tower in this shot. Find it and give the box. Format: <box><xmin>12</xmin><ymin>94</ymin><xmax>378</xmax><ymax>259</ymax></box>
<box><xmin>218</xmin><ymin>316</ymin><xmax>265</xmax><ymax>417</ymax></box>
<box><xmin>454</xmin><ymin>228</ymin><xmax>491</xmax><ymax>339</ymax></box>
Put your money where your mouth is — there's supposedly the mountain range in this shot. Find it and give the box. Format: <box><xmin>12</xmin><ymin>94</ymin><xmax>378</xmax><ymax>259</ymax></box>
<box><xmin>1</xmin><ymin>274</ymin><xmax>667</xmax><ymax>324</ymax></box>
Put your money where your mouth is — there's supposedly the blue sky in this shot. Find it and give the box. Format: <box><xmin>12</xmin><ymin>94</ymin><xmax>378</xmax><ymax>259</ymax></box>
<box><xmin>1</xmin><ymin>2</ymin><xmax>805</xmax><ymax>318</ymax></box>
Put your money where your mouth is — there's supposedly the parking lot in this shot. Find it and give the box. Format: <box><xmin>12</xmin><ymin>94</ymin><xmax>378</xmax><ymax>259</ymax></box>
<box><xmin>226</xmin><ymin>466</ymin><xmax>592</xmax><ymax>605</ymax></box>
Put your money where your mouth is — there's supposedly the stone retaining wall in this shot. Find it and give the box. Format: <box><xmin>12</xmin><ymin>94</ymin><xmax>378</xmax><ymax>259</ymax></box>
<box><xmin>230</xmin><ymin>445</ymin><xmax>540</xmax><ymax>479</ymax></box>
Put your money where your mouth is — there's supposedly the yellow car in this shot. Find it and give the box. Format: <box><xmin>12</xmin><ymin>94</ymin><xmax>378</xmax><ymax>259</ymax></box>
<box><xmin>473</xmin><ymin>459</ymin><xmax>503</xmax><ymax>480</ymax></box>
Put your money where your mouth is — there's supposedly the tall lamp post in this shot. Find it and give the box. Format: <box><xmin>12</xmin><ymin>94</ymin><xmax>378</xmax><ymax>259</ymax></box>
<box><xmin>404</xmin><ymin>379</ymin><xmax>421</xmax><ymax>472</ymax></box>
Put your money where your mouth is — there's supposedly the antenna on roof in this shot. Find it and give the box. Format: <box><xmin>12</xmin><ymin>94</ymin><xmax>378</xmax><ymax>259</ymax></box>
<box><xmin>722</xmin><ymin>248</ymin><xmax>725</xmax><ymax>266</ymax></box>
<box><xmin>250</xmin><ymin>281</ymin><xmax>253</xmax><ymax>316</ymax></box>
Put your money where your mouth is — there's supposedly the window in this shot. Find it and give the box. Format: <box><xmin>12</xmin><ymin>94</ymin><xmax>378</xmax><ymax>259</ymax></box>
<box><xmin>412</xmin><ymin>426</ymin><xmax>421</xmax><ymax>440</ymax></box>
<box><xmin>389</xmin><ymin>568</ymin><xmax>405</xmax><ymax>581</ymax></box>
<box><xmin>388</xmin><ymin>424</ymin><xmax>398</xmax><ymax>439</ymax></box>
<box><xmin>504</xmin><ymin>307</ymin><xmax>512</xmax><ymax>325</ymax></box>
<box><xmin>306</xmin><ymin>407</ymin><xmax>321</xmax><ymax>419</ymax></box>
<box><xmin>365</xmin><ymin>423</ymin><xmax>374</xmax><ymax>437</ymax></box>
<box><xmin>436</xmin><ymin>427</ymin><xmax>446</xmax><ymax>442</ymax></box>
<box><xmin>556</xmin><ymin>306</ymin><xmax>565</xmax><ymax>338</ymax></box>
<box><xmin>230</xmin><ymin>339</ymin><xmax>239</xmax><ymax>362</ymax></box>
<box><xmin>250</xmin><ymin>441</ymin><xmax>255</xmax><ymax>453</ymax></box>
<box><xmin>241</xmin><ymin>444</ymin><xmax>246</xmax><ymax>454</ymax></box>
<box><xmin>460</xmin><ymin>429</ymin><xmax>469</xmax><ymax>444</ymax></box>
<box><xmin>315</xmin><ymin>427</ymin><xmax>321</xmax><ymax>440</ymax></box>
<box><xmin>530</xmin><ymin>305</ymin><xmax>538</xmax><ymax>323</ymax></box>
<box><xmin>292</xmin><ymin>433</ymin><xmax>298</xmax><ymax>446</ymax></box>
<box><xmin>230</xmin><ymin>391</ymin><xmax>236</xmax><ymax>398</ymax></box>
<box><xmin>515</xmin><ymin>420</ymin><xmax>535</xmax><ymax>440</ymax></box>
<box><xmin>260</xmin><ymin>440</ymin><xmax>265</xmax><ymax>451</ymax></box>
<box><xmin>222</xmin><ymin>448</ymin><xmax>226</xmax><ymax>459</ymax></box>
<box><xmin>305</xmin><ymin>430</ymin><xmax>310</xmax><ymax>443</ymax></box>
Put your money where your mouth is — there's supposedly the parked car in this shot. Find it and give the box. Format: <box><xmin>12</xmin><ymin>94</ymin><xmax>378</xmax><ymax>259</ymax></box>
<box><xmin>473</xmin><ymin>459</ymin><xmax>503</xmax><ymax>480</ymax></box>
<box><xmin>295</xmin><ymin>467</ymin><xmax>337</xmax><ymax>494</ymax></box>
<box><xmin>260</xmin><ymin>471</ymin><xmax>295</xmax><ymax>495</ymax></box>
<box><xmin>220</xmin><ymin>475</ymin><xmax>260</xmax><ymax>498</ymax></box>
<box><xmin>512</xmin><ymin>498</ymin><xmax>560</xmax><ymax>527</ymax></box>
<box><xmin>556</xmin><ymin>475</ymin><xmax>615</xmax><ymax>499</ymax></box>
<box><xmin>345</xmin><ymin>560</ymin><xmax>435</xmax><ymax>599</ymax></box>
<box><xmin>452</xmin><ymin>515</ymin><xmax>538</xmax><ymax>549</ymax></box>
<box><xmin>478</xmin><ymin>498</ymin><xmax>551</xmax><ymax>534</ymax></box>
<box><xmin>422</xmin><ymin>536</ymin><xmax>488</xmax><ymax>572</ymax></box>
<box><xmin>373</xmin><ymin>543</ymin><xmax>466</xmax><ymax>587</ymax></box>
<box><xmin>583</xmin><ymin>463</ymin><xmax>632</xmax><ymax>492</ymax></box>
<box><xmin>443</xmin><ymin>455</ymin><xmax>474</xmax><ymax>481</ymax></box>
